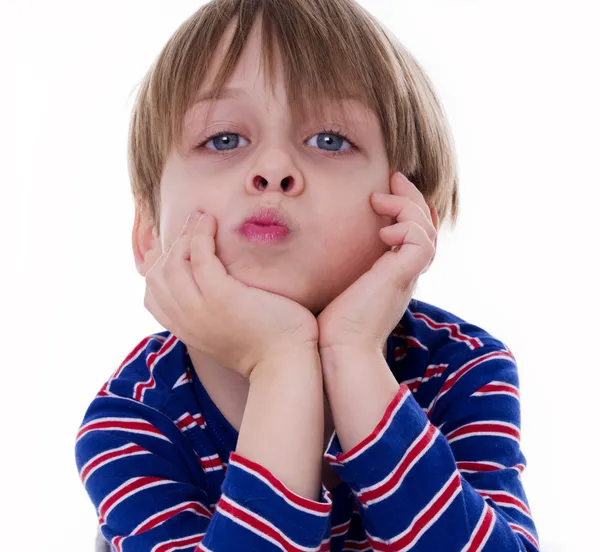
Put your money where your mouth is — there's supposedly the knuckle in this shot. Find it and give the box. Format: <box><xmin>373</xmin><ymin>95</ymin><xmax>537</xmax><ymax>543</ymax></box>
<box><xmin>163</xmin><ymin>256</ymin><xmax>178</xmax><ymax>280</ymax></box>
<box><xmin>145</xmin><ymin>266</ymin><xmax>162</xmax><ymax>289</ymax></box>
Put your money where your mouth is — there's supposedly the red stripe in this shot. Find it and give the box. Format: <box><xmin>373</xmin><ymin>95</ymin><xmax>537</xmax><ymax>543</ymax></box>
<box><xmin>133</xmin><ymin>378</ymin><xmax>157</xmax><ymax>402</ymax></box>
<box><xmin>218</xmin><ymin>497</ymin><xmax>307</xmax><ymax>552</ymax></box>
<box><xmin>134</xmin><ymin>502</ymin><xmax>209</xmax><ymax>534</ymax></box>
<box><xmin>372</xmin><ymin>472</ymin><xmax>461</xmax><ymax>551</ymax></box>
<box><xmin>446</xmin><ymin>422</ymin><xmax>519</xmax><ymax>442</ymax></box>
<box><xmin>439</xmin><ymin>352</ymin><xmax>501</xmax><ymax>397</ymax></box>
<box><xmin>134</xmin><ymin>334</ymin><xmax>178</xmax><ymax>401</ymax></box>
<box><xmin>121</xmin><ymin>336</ymin><xmax>155</xmax><ymax>371</ymax></box>
<box><xmin>176</xmin><ymin>413</ymin><xmax>196</xmax><ymax>430</ymax></box>
<box><xmin>424</xmin><ymin>365</ymin><xmax>447</xmax><ymax>378</ymax></box>
<box><xmin>77</xmin><ymin>419</ymin><xmax>166</xmax><ymax>441</ymax></box>
<box><xmin>359</xmin><ymin>423</ymin><xmax>437</xmax><ymax>505</ymax></box>
<box><xmin>456</xmin><ymin>461</ymin><xmax>501</xmax><ymax>473</ymax></box>
<box><xmin>101</xmin><ymin>335</ymin><xmax>161</xmax><ymax>395</ymax></box>
<box><xmin>318</xmin><ymin>540</ymin><xmax>331</xmax><ymax>552</ymax></box>
<box><xmin>200</xmin><ymin>456</ymin><xmax>223</xmax><ymax>470</ymax></box>
<box><xmin>405</xmin><ymin>336</ymin><xmax>428</xmax><ymax>350</ymax></box>
<box><xmin>230</xmin><ymin>453</ymin><xmax>331</xmax><ymax>515</ymax></box>
<box><xmin>99</xmin><ymin>476</ymin><xmax>164</xmax><ymax>521</ymax></box>
<box><xmin>411</xmin><ymin>313</ymin><xmax>483</xmax><ymax>349</ymax></box>
<box><xmin>464</xmin><ymin>505</ymin><xmax>494</xmax><ymax>552</ymax></box>
<box><xmin>508</xmin><ymin>523</ymin><xmax>539</xmax><ymax>549</ymax></box>
<box><xmin>335</xmin><ymin>385</ymin><xmax>409</xmax><ymax>463</ymax></box>
<box><xmin>480</xmin><ymin>491</ymin><xmax>531</xmax><ymax>517</ymax></box>
<box><xmin>154</xmin><ymin>534</ymin><xmax>204</xmax><ymax>552</ymax></box>
<box><xmin>476</xmin><ymin>383</ymin><xmax>519</xmax><ymax>398</ymax></box>
<box><xmin>81</xmin><ymin>444</ymin><xmax>145</xmax><ymax>484</ymax></box>
<box><xmin>114</xmin><ymin>336</ymin><xmax>154</xmax><ymax>378</ymax></box>
<box><xmin>112</xmin><ymin>536</ymin><xmax>124</xmax><ymax>552</ymax></box>
<box><xmin>331</xmin><ymin>520</ymin><xmax>350</xmax><ymax>537</ymax></box>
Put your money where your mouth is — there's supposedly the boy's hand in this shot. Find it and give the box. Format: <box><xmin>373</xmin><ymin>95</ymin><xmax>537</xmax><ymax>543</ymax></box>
<box><xmin>317</xmin><ymin>172</ymin><xmax>437</xmax><ymax>354</ymax></box>
<box><xmin>144</xmin><ymin>212</ymin><xmax>319</xmax><ymax>379</ymax></box>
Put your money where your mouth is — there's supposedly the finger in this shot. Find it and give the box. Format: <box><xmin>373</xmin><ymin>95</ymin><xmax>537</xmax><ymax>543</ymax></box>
<box><xmin>150</xmin><ymin>211</ymin><xmax>202</xmax><ymax>274</ymax></box>
<box><xmin>178</xmin><ymin>210</ymin><xmax>204</xmax><ymax>261</ymax></box>
<box><xmin>145</xmin><ymin>260</ymin><xmax>185</xmax><ymax>326</ymax></box>
<box><xmin>378</xmin><ymin>221</ymin><xmax>435</xmax><ymax>283</ymax></box>
<box><xmin>144</xmin><ymin>284</ymin><xmax>198</xmax><ymax>344</ymax></box>
<box><xmin>143</xmin><ymin>283</ymin><xmax>175</xmax><ymax>332</ymax></box>
<box><xmin>189</xmin><ymin>214</ymin><xmax>229</xmax><ymax>295</ymax></box>
<box><xmin>371</xmin><ymin>193</ymin><xmax>437</xmax><ymax>241</ymax></box>
<box><xmin>162</xmin><ymin>214</ymin><xmax>207</xmax><ymax>313</ymax></box>
<box><xmin>389</xmin><ymin>172</ymin><xmax>432</xmax><ymax>221</ymax></box>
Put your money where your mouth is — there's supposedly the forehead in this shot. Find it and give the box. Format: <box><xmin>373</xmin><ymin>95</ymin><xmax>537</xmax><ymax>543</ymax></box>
<box><xmin>176</xmin><ymin>14</ymin><xmax>386</xmax><ymax>143</ymax></box>
<box><xmin>184</xmin><ymin>86</ymin><xmax>377</xmax><ymax>135</ymax></box>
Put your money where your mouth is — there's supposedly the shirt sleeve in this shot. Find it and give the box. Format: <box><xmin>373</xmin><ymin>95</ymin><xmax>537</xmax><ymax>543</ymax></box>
<box><xmin>323</xmin><ymin>343</ymin><xmax>539</xmax><ymax>551</ymax></box>
<box><xmin>75</xmin><ymin>394</ymin><xmax>332</xmax><ymax>552</ymax></box>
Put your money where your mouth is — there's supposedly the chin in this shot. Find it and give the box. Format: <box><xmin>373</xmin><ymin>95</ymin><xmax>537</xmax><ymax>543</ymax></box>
<box><xmin>230</xmin><ymin>267</ymin><xmax>328</xmax><ymax>313</ymax></box>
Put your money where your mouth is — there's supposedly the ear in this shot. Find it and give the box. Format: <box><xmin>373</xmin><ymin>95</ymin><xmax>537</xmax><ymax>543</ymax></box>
<box><xmin>132</xmin><ymin>205</ymin><xmax>161</xmax><ymax>277</ymax></box>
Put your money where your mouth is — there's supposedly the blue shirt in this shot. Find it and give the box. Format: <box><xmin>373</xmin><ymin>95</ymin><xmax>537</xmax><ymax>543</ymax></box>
<box><xmin>75</xmin><ymin>298</ymin><xmax>539</xmax><ymax>551</ymax></box>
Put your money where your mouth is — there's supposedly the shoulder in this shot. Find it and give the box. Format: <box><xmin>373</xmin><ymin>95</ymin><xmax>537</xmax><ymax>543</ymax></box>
<box><xmin>75</xmin><ymin>332</ymin><xmax>206</xmax><ymax>480</ymax></box>
<box><xmin>77</xmin><ymin>331</ymin><xmax>200</xmax><ymax>439</ymax></box>
<box><xmin>389</xmin><ymin>299</ymin><xmax>520</xmax><ymax>419</ymax></box>
<box><xmin>97</xmin><ymin>331</ymin><xmax>193</xmax><ymax>410</ymax></box>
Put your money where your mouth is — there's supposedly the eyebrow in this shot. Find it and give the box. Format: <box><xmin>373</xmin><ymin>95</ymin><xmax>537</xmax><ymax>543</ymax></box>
<box><xmin>194</xmin><ymin>86</ymin><xmax>249</xmax><ymax>104</ymax></box>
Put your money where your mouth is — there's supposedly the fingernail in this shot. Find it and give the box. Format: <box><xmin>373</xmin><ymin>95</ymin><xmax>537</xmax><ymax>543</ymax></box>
<box><xmin>187</xmin><ymin>211</ymin><xmax>201</xmax><ymax>223</ymax></box>
<box><xmin>373</xmin><ymin>192</ymin><xmax>386</xmax><ymax>200</ymax></box>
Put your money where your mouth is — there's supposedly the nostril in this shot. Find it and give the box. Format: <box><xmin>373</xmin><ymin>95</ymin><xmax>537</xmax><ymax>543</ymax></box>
<box><xmin>281</xmin><ymin>177</ymin><xmax>293</xmax><ymax>192</ymax></box>
<box><xmin>253</xmin><ymin>175</ymin><xmax>268</xmax><ymax>191</ymax></box>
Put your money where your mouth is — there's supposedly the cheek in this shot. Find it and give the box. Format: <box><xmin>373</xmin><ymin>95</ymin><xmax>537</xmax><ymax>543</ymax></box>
<box><xmin>313</xmin><ymin>208</ymin><xmax>389</xmax><ymax>277</ymax></box>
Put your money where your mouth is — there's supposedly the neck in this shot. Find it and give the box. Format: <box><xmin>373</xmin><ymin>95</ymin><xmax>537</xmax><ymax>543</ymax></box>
<box><xmin>187</xmin><ymin>346</ymin><xmax>249</xmax><ymax>433</ymax></box>
<box><xmin>188</xmin><ymin>340</ymin><xmax>388</xmax><ymax>436</ymax></box>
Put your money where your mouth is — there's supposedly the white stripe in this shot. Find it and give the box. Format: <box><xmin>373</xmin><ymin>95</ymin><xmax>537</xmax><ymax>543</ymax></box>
<box><xmin>80</xmin><ymin>444</ymin><xmax>150</xmax><ymax>485</ymax></box>
<box><xmin>229</xmin><ymin>458</ymin><xmax>331</xmax><ymax>517</ymax></box>
<box><xmin>218</xmin><ymin>495</ymin><xmax>321</xmax><ymax>552</ymax></box>
<box><xmin>460</xmin><ymin>505</ymin><xmax>495</xmax><ymax>552</ymax></box>
<box><xmin>77</xmin><ymin>417</ymin><xmax>172</xmax><ymax>443</ymax></box>
<box><xmin>149</xmin><ymin>534</ymin><xmax>205</xmax><ymax>552</ymax></box>
<box><xmin>339</xmin><ymin>389</ymin><xmax>410</xmax><ymax>463</ymax></box>
<box><xmin>477</xmin><ymin>490</ymin><xmax>532</xmax><ymax>518</ymax></box>
<box><xmin>101</xmin><ymin>478</ymin><xmax>172</xmax><ymax>520</ymax></box>
<box><xmin>448</xmin><ymin>430</ymin><xmax>520</xmax><ymax>445</ymax></box>
<box><xmin>132</xmin><ymin>502</ymin><xmax>211</xmax><ymax>535</ymax></box>
<box><xmin>359</xmin><ymin>424</ymin><xmax>439</xmax><ymax>507</ymax></box>
<box><xmin>368</xmin><ymin>472</ymin><xmax>462</xmax><ymax>551</ymax></box>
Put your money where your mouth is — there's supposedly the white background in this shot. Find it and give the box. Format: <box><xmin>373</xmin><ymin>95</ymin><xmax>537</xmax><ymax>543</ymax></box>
<box><xmin>1</xmin><ymin>1</ymin><xmax>598</xmax><ymax>550</ymax></box>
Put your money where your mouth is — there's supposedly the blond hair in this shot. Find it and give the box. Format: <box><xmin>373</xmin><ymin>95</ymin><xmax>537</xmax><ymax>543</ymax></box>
<box><xmin>128</xmin><ymin>0</ymin><xmax>460</xmax><ymax>233</ymax></box>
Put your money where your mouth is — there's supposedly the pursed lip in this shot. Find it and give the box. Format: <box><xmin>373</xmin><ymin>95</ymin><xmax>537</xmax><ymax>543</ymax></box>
<box><xmin>236</xmin><ymin>206</ymin><xmax>292</xmax><ymax>244</ymax></box>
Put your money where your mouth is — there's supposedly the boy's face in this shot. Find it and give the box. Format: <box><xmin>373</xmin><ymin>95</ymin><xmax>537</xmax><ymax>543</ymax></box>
<box><xmin>135</xmin><ymin>20</ymin><xmax>393</xmax><ymax>313</ymax></box>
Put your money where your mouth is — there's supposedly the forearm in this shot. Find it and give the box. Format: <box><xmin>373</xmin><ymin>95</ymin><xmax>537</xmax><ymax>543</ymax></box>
<box><xmin>236</xmin><ymin>345</ymin><xmax>325</xmax><ymax>501</ymax></box>
<box><xmin>320</xmin><ymin>344</ymin><xmax>539</xmax><ymax>550</ymax></box>
<box><xmin>320</xmin><ymin>346</ymin><xmax>399</xmax><ymax>452</ymax></box>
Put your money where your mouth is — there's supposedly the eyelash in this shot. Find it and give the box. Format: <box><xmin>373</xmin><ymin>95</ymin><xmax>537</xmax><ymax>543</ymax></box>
<box><xmin>196</xmin><ymin>127</ymin><xmax>358</xmax><ymax>158</ymax></box>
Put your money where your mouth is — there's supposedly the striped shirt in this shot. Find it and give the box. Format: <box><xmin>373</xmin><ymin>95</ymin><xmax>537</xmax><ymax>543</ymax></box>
<box><xmin>75</xmin><ymin>298</ymin><xmax>539</xmax><ymax>551</ymax></box>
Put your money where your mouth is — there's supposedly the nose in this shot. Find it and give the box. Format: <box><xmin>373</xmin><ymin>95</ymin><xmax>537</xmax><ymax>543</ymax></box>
<box><xmin>244</xmin><ymin>150</ymin><xmax>305</xmax><ymax>197</ymax></box>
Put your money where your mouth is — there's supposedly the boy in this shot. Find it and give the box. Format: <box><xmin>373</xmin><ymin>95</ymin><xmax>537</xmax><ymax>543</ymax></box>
<box><xmin>75</xmin><ymin>0</ymin><xmax>539</xmax><ymax>550</ymax></box>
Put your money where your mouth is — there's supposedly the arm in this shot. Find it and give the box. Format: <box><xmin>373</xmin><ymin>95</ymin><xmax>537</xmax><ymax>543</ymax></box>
<box><xmin>76</xmin><ymin>359</ymin><xmax>331</xmax><ymax>552</ymax></box>
<box><xmin>236</xmin><ymin>346</ymin><xmax>326</xmax><ymax>500</ymax></box>
<box><xmin>321</xmin><ymin>343</ymin><xmax>539</xmax><ymax>551</ymax></box>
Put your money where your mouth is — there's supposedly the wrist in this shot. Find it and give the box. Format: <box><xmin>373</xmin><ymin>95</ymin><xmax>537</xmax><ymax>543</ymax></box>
<box><xmin>250</xmin><ymin>342</ymin><xmax>322</xmax><ymax>383</ymax></box>
<box><xmin>319</xmin><ymin>343</ymin><xmax>385</xmax><ymax>368</ymax></box>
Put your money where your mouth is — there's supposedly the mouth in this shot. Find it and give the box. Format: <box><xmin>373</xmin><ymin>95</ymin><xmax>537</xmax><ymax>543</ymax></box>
<box><xmin>237</xmin><ymin>206</ymin><xmax>292</xmax><ymax>245</ymax></box>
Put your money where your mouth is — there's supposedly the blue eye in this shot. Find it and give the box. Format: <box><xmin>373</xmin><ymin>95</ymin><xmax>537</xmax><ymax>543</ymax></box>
<box><xmin>305</xmin><ymin>132</ymin><xmax>352</xmax><ymax>152</ymax></box>
<box><xmin>204</xmin><ymin>133</ymin><xmax>249</xmax><ymax>151</ymax></box>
